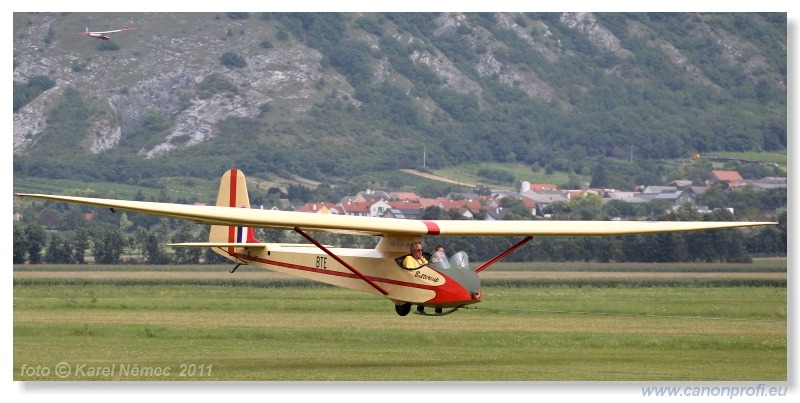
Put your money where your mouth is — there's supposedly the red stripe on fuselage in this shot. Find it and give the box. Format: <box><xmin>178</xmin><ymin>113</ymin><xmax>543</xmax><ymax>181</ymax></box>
<box><xmin>422</xmin><ymin>220</ymin><xmax>440</xmax><ymax>235</ymax></box>
<box><xmin>232</xmin><ymin>253</ymin><xmax>443</xmax><ymax>293</ymax></box>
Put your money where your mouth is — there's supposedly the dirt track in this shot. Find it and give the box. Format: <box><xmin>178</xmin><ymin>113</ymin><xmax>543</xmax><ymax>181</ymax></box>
<box><xmin>399</xmin><ymin>169</ymin><xmax>475</xmax><ymax>187</ymax></box>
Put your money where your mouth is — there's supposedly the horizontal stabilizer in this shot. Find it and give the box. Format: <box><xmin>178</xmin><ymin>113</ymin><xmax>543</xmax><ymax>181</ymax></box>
<box><xmin>168</xmin><ymin>242</ymin><xmax>268</xmax><ymax>249</ymax></box>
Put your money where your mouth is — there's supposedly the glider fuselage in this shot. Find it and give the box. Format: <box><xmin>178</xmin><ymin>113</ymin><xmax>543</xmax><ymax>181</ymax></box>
<box><xmin>226</xmin><ymin>243</ymin><xmax>482</xmax><ymax>309</ymax></box>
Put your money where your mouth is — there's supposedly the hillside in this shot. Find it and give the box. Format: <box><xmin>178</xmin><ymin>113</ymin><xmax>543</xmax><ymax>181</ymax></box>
<box><xmin>13</xmin><ymin>12</ymin><xmax>787</xmax><ymax>192</ymax></box>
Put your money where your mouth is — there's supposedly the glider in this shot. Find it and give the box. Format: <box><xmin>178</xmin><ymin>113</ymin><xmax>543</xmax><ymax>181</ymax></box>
<box><xmin>73</xmin><ymin>27</ymin><xmax>134</xmax><ymax>40</ymax></box>
<box><xmin>16</xmin><ymin>169</ymin><xmax>776</xmax><ymax>316</ymax></box>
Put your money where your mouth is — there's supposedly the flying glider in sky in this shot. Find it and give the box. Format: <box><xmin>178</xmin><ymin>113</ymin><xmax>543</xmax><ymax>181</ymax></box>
<box><xmin>16</xmin><ymin>169</ymin><xmax>776</xmax><ymax>316</ymax></box>
<box><xmin>73</xmin><ymin>27</ymin><xmax>134</xmax><ymax>40</ymax></box>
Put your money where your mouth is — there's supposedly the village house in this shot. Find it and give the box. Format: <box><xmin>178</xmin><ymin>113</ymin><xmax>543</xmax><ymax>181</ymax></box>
<box><xmin>709</xmin><ymin>170</ymin><xmax>745</xmax><ymax>187</ymax></box>
<box><xmin>605</xmin><ymin>190</ymin><xmax>650</xmax><ymax>204</ymax></box>
<box><xmin>383</xmin><ymin>200</ymin><xmax>425</xmax><ymax>219</ymax></box>
<box><xmin>294</xmin><ymin>202</ymin><xmax>339</xmax><ymax>214</ymax></box>
<box><xmin>388</xmin><ymin>191</ymin><xmax>419</xmax><ymax>202</ymax></box>
<box><xmin>331</xmin><ymin>199</ymin><xmax>392</xmax><ymax>217</ymax></box>
<box><xmin>368</xmin><ymin>200</ymin><xmax>392</xmax><ymax>217</ymax></box>
<box><xmin>485</xmin><ymin>206</ymin><xmax>511</xmax><ymax>221</ymax></box>
<box><xmin>337</xmin><ymin>200</ymin><xmax>375</xmax><ymax>217</ymax></box>
<box><xmin>652</xmin><ymin>189</ymin><xmax>698</xmax><ymax>208</ymax></box>
<box><xmin>748</xmin><ymin>177</ymin><xmax>787</xmax><ymax>191</ymax></box>
<box><xmin>349</xmin><ymin>189</ymin><xmax>392</xmax><ymax>203</ymax></box>
<box><xmin>517</xmin><ymin>181</ymin><xmax>569</xmax><ymax>215</ymax></box>
<box><xmin>520</xmin><ymin>181</ymin><xmax>558</xmax><ymax>193</ymax></box>
<box><xmin>436</xmin><ymin>199</ymin><xmax>484</xmax><ymax>219</ymax></box>
<box><xmin>519</xmin><ymin>189</ymin><xmax>567</xmax><ymax>214</ymax></box>
<box><xmin>291</xmin><ymin>167</ymin><xmax>780</xmax><ymax>221</ymax></box>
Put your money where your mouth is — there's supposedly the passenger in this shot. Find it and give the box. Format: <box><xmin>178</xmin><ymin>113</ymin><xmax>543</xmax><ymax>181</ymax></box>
<box><xmin>402</xmin><ymin>242</ymin><xmax>428</xmax><ymax>269</ymax></box>
<box><xmin>430</xmin><ymin>245</ymin><xmax>446</xmax><ymax>264</ymax></box>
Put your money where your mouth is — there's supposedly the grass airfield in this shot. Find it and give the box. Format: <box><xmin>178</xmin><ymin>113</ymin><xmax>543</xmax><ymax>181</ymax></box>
<box><xmin>13</xmin><ymin>262</ymin><xmax>786</xmax><ymax>381</ymax></box>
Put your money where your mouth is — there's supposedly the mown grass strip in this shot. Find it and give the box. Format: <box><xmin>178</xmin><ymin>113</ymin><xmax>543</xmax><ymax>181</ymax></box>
<box><xmin>14</xmin><ymin>284</ymin><xmax>786</xmax><ymax>381</ymax></box>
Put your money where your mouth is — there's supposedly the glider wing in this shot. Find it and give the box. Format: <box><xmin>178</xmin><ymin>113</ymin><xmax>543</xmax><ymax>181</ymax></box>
<box><xmin>16</xmin><ymin>193</ymin><xmax>775</xmax><ymax>237</ymax></box>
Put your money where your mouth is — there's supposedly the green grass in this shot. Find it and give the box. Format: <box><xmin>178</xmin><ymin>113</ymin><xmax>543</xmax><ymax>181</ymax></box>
<box><xmin>13</xmin><ymin>283</ymin><xmax>786</xmax><ymax>381</ymax></box>
<box><xmin>707</xmin><ymin>151</ymin><xmax>787</xmax><ymax>167</ymax></box>
<box><xmin>13</xmin><ymin>176</ymin><xmax>216</xmax><ymax>203</ymax></box>
<box><xmin>12</xmin><ymin>173</ymin><xmax>310</xmax><ymax>206</ymax></box>
<box><xmin>477</xmin><ymin>258</ymin><xmax>787</xmax><ymax>272</ymax></box>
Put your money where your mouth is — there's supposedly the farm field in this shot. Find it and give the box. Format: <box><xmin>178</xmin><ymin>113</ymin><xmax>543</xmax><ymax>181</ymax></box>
<box><xmin>13</xmin><ymin>261</ymin><xmax>787</xmax><ymax>382</ymax></box>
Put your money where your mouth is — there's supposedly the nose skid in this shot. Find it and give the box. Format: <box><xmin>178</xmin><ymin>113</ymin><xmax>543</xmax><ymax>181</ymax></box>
<box><xmin>426</xmin><ymin>288</ymin><xmax>481</xmax><ymax>307</ymax></box>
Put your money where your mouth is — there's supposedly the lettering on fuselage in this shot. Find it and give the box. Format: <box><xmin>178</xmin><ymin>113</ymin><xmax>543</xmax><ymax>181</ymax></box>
<box><xmin>414</xmin><ymin>271</ymin><xmax>440</xmax><ymax>283</ymax></box>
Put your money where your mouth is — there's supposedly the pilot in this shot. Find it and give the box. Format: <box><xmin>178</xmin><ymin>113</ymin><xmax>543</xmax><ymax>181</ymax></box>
<box><xmin>403</xmin><ymin>242</ymin><xmax>428</xmax><ymax>269</ymax></box>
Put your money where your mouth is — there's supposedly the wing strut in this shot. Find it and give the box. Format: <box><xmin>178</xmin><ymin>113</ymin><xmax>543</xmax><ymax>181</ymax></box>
<box><xmin>294</xmin><ymin>227</ymin><xmax>389</xmax><ymax>295</ymax></box>
<box><xmin>475</xmin><ymin>236</ymin><xmax>533</xmax><ymax>273</ymax></box>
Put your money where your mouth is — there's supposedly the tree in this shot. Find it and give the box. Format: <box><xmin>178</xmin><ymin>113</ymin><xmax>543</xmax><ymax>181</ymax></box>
<box><xmin>57</xmin><ymin>209</ymin><xmax>89</xmax><ymax>232</ymax></box>
<box><xmin>155</xmin><ymin>220</ymin><xmax>171</xmax><ymax>245</ymax></box>
<box><xmin>73</xmin><ymin>228</ymin><xmax>90</xmax><ymax>264</ymax></box>
<box><xmin>13</xmin><ymin>224</ymin><xmax>28</xmax><ymax>264</ymax></box>
<box><xmin>565</xmin><ymin>193</ymin><xmax>604</xmax><ymax>220</ymax></box>
<box><xmin>173</xmin><ymin>223</ymin><xmax>201</xmax><ymax>264</ymax></box>
<box><xmin>603</xmin><ymin>199</ymin><xmax>638</xmax><ymax>219</ymax></box>
<box><xmin>746</xmin><ymin>211</ymin><xmax>786</xmax><ymax>256</ymax></box>
<box><xmin>421</xmin><ymin>206</ymin><xmax>447</xmax><ymax>220</ymax></box>
<box><xmin>500</xmin><ymin>197</ymin><xmax>534</xmax><ymax>220</ymax></box>
<box><xmin>697</xmin><ymin>184</ymin><xmax>729</xmax><ymax>210</ymax></box>
<box><xmin>93</xmin><ymin>227</ymin><xmax>125</xmax><ymax>264</ymax></box>
<box><xmin>590</xmin><ymin>158</ymin><xmax>608</xmax><ymax>188</ymax></box>
<box><xmin>660</xmin><ymin>202</ymin><xmax>702</xmax><ymax>221</ymax></box>
<box><xmin>119</xmin><ymin>212</ymin><xmax>133</xmax><ymax>233</ymax></box>
<box><xmin>144</xmin><ymin>234</ymin><xmax>170</xmax><ymax>264</ymax></box>
<box><xmin>45</xmin><ymin>232</ymin><xmax>74</xmax><ymax>264</ymax></box>
<box><xmin>25</xmin><ymin>224</ymin><xmax>47</xmax><ymax>264</ymax></box>
<box><xmin>131</xmin><ymin>226</ymin><xmax>149</xmax><ymax>262</ymax></box>
<box><xmin>192</xmin><ymin>227</ymin><xmax>227</xmax><ymax>264</ymax></box>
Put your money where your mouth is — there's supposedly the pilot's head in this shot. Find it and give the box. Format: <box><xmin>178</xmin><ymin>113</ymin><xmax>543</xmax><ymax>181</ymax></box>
<box><xmin>410</xmin><ymin>242</ymin><xmax>423</xmax><ymax>258</ymax></box>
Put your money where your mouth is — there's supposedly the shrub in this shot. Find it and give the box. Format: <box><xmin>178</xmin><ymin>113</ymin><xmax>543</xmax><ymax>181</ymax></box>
<box><xmin>219</xmin><ymin>52</ymin><xmax>246</xmax><ymax>68</ymax></box>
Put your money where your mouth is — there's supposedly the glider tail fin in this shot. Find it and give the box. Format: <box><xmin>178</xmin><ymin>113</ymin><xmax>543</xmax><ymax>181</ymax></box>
<box><xmin>209</xmin><ymin>169</ymin><xmax>261</xmax><ymax>248</ymax></box>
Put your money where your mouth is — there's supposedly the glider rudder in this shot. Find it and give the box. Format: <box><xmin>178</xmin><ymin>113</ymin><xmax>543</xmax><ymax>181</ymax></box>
<box><xmin>209</xmin><ymin>169</ymin><xmax>260</xmax><ymax>252</ymax></box>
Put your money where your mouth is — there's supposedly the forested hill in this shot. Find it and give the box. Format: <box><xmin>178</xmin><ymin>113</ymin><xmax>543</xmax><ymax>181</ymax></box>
<box><xmin>13</xmin><ymin>12</ymin><xmax>786</xmax><ymax>187</ymax></box>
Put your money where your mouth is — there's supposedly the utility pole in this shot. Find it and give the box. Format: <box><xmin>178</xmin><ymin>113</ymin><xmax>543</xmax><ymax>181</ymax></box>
<box><xmin>423</xmin><ymin>145</ymin><xmax>426</xmax><ymax>168</ymax></box>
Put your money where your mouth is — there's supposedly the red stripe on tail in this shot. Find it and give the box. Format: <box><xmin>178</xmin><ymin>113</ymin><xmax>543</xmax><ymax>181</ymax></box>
<box><xmin>227</xmin><ymin>169</ymin><xmax>238</xmax><ymax>249</ymax></box>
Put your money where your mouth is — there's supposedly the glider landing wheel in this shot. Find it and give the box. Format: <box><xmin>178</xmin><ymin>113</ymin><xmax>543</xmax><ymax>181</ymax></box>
<box><xmin>395</xmin><ymin>303</ymin><xmax>412</xmax><ymax>316</ymax></box>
